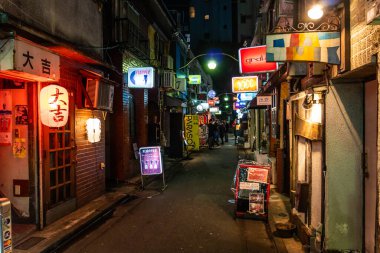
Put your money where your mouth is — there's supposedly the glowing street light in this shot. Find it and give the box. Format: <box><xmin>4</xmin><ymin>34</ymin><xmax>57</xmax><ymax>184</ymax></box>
<box><xmin>207</xmin><ymin>60</ymin><xmax>217</xmax><ymax>70</ymax></box>
<box><xmin>308</xmin><ymin>4</ymin><xmax>324</xmax><ymax>20</ymax></box>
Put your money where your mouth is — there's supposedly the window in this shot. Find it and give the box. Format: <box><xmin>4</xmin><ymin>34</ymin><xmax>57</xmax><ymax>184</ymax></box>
<box><xmin>204</xmin><ymin>14</ymin><xmax>210</xmax><ymax>20</ymax></box>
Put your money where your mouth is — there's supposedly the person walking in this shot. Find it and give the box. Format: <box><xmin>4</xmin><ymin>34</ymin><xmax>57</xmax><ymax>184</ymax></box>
<box><xmin>208</xmin><ymin>118</ymin><xmax>216</xmax><ymax>149</ymax></box>
<box><xmin>218</xmin><ymin>121</ymin><xmax>226</xmax><ymax>145</ymax></box>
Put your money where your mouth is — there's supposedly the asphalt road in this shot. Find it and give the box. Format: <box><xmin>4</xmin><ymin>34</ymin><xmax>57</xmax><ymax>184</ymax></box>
<box><xmin>63</xmin><ymin>142</ymin><xmax>277</xmax><ymax>253</ymax></box>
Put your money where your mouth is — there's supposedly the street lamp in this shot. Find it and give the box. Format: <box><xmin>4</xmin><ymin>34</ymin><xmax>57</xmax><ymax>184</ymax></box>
<box><xmin>207</xmin><ymin>60</ymin><xmax>217</xmax><ymax>70</ymax></box>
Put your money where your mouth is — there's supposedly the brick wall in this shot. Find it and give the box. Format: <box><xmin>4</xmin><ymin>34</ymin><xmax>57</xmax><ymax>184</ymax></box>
<box><xmin>351</xmin><ymin>0</ymin><xmax>380</xmax><ymax>70</ymax></box>
<box><xmin>75</xmin><ymin>109</ymin><xmax>106</xmax><ymax>207</ymax></box>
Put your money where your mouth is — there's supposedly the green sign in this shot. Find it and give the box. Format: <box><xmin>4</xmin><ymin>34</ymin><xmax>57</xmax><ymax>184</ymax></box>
<box><xmin>188</xmin><ymin>75</ymin><xmax>201</xmax><ymax>84</ymax></box>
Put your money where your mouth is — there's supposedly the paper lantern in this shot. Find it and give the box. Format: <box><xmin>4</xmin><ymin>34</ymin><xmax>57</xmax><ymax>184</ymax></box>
<box><xmin>40</xmin><ymin>85</ymin><xmax>69</xmax><ymax>127</ymax></box>
<box><xmin>86</xmin><ymin>118</ymin><xmax>101</xmax><ymax>143</ymax></box>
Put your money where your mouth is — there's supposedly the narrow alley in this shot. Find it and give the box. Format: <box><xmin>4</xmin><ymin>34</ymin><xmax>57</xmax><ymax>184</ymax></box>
<box><xmin>63</xmin><ymin>143</ymin><xmax>276</xmax><ymax>253</ymax></box>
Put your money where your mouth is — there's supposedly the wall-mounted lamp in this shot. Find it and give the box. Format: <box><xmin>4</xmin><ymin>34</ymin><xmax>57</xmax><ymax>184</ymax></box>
<box><xmin>303</xmin><ymin>93</ymin><xmax>323</xmax><ymax>124</ymax></box>
<box><xmin>308</xmin><ymin>4</ymin><xmax>324</xmax><ymax>20</ymax></box>
<box><xmin>86</xmin><ymin>117</ymin><xmax>101</xmax><ymax>143</ymax></box>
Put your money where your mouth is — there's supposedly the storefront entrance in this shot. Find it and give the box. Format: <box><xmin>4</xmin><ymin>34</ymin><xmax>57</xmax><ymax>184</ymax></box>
<box><xmin>42</xmin><ymin>85</ymin><xmax>76</xmax><ymax>225</ymax></box>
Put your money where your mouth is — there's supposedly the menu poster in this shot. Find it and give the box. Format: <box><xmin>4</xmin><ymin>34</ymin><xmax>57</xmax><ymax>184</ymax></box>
<box><xmin>249</xmin><ymin>192</ymin><xmax>265</xmax><ymax>214</ymax></box>
<box><xmin>247</xmin><ymin>167</ymin><xmax>269</xmax><ymax>183</ymax></box>
<box><xmin>139</xmin><ymin>146</ymin><xmax>162</xmax><ymax>175</ymax></box>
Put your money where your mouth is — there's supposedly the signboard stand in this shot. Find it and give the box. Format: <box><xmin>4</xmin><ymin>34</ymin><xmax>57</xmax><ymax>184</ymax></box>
<box><xmin>139</xmin><ymin>146</ymin><xmax>167</xmax><ymax>191</ymax></box>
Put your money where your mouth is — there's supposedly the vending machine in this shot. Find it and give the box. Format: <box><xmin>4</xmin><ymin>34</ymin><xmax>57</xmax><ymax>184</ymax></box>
<box><xmin>0</xmin><ymin>198</ymin><xmax>12</xmax><ymax>253</ymax></box>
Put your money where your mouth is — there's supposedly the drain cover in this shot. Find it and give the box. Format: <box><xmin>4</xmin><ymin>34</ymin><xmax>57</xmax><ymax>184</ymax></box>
<box><xmin>15</xmin><ymin>236</ymin><xmax>45</xmax><ymax>250</ymax></box>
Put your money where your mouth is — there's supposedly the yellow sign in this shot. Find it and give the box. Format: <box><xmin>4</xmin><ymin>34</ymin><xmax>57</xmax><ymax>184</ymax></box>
<box><xmin>184</xmin><ymin>115</ymin><xmax>199</xmax><ymax>151</ymax></box>
<box><xmin>232</xmin><ymin>76</ymin><xmax>259</xmax><ymax>93</ymax></box>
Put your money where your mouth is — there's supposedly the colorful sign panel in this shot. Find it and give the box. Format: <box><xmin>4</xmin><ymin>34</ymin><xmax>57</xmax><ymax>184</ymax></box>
<box><xmin>239</xmin><ymin>46</ymin><xmax>277</xmax><ymax>74</ymax></box>
<box><xmin>257</xmin><ymin>96</ymin><xmax>272</xmax><ymax>106</ymax></box>
<box><xmin>184</xmin><ymin>115</ymin><xmax>199</xmax><ymax>151</ymax></box>
<box><xmin>127</xmin><ymin>67</ymin><xmax>154</xmax><ymax>88</ymax></box>
<box><xmin>234</xmin><ymin>101</ymin><xmax>246</xmax><ymax>109</ymax></box>
<box><xmin>237</xmin><ymin>92</ymin><xmax>256</xmax><ymax>101</ymax></box>
<box><xmin>188</xmin><ymin>75</ymin><xmax>201</xmax><ymax>84</ymax></box>
<box><xmin>249</xmin><ymin>192</ymin><xmax>265</xmax><ymax>214</ymax></box>
<box><xmin>232</xmin><ymin>76</ymin><xmax>259</xmax><ymax>93</ymax></box>
<box><xmin>266</xmin><ymin>32</ymin><xmax>341</xmax><ymax>65</ymax></box>
<box><xmin>40</xmin><ymin>85</ymin><xmax>69</xmax><ymax>128</ymax></box>
<box><xmin>247</xmin><ymin>167</ymin><xmax>269</xmax><ymax>183</ymax></box>
<box><xmin>139</xmin><ymin>146</ymin><xmax>162</xmax><ymax>175</ymax></box>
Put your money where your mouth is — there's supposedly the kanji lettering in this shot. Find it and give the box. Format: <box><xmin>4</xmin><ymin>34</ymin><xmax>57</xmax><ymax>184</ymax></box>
<box><xmin>22</xmin><ymin>51</ymin><xmax>34</xmax><ymax>69</ymax></box>
<box><xmin>49</xmin><ymin>88</ymin><xmax>68</xmax><ymax>122</ymax></box>
<box><xmin>41</xmin><ymin>58</ymin><xmax>51</xmax><ymax>75</ymax></box>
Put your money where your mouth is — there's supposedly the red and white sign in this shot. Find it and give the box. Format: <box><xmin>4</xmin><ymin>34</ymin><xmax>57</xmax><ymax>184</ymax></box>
<box><xmin>40</xmin><ymin>85</ymin><xmax>69</xmax><ymax>127</ymax></box>
<box><xmin>247</xmin><ymin>167</ymin><xmax>269</xmax><ymax>183</ymax></box>
<box><xmin>239</xmin><ymin>46</ymin><xmax>277</xmax><ymax>74</ymax></box>
<box><xmin>232</xmin><ymin>76</ymin><xmax>259</xmax><ymax>93</ymax></box>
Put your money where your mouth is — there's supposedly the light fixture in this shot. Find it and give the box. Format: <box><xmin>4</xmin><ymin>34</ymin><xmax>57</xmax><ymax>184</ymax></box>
<box><xmin>40</xmin><ymin>85</ymin><xmax>69</xmax><ymax>127</ymax></box>
<box><xmin>308</xmin><ymin>4</ymin><xmax>324</xmax><ymax>20</ymax></box>
<box><xmin>207</xmin><ymin>60</ymin><xmax>217</xmax><ymax>70</ymax></box>
<box><xmin>86</xmin><ymin>117</ymin><xmax>101</xmax><ymax>143</ymax></box>
<box><xmin>224</xmin><ymin>96</ymin><xmax>229</xmax><ymax>101</ymax></box>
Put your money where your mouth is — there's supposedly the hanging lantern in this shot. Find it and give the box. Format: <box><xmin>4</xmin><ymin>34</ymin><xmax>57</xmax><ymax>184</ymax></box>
<box><xmin>40</xmin><ymin>85</ymin><xmax>69</xmax><ymax>127</ymax></box>
<box><xmin>86</xmin><ymin>118</ymin><xmax>101</xmax><ymax>143</ymax></box>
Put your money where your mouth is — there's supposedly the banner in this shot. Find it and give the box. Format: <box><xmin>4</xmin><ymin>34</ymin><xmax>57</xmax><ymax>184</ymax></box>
<box><xmin>184</xmin><ymin>115</ymin><xmax>199</xmax><ymax>151</ymax></box>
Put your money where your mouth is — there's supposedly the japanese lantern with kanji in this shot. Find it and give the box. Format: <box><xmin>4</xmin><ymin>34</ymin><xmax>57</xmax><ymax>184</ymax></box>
<box><xmin>40</xmin><ymin>84</ymin><xmax>69</xmax><ymax>127</ymax></box>
<box><xmin>86</xmin><ymin>118</ymin><xmax>101</xmax><ymax>143</ymax></box>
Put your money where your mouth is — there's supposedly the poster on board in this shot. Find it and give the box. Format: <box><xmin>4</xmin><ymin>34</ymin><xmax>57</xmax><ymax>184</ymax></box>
<box><xmin>139</xmin><ymin>146</ymin><xmax>162</xmax><ymax>175</ymax></box>
<box><xmin>249</xmin><ymin>192</ymin><xmax>265</xmax><ymax>214</ymax></box>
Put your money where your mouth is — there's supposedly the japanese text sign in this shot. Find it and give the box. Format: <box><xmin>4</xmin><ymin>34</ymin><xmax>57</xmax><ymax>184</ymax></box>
<box><xmin>257</xmin><ymin>96</ymin><xmax>272</xmax><ymax>106</ymax></box>
<box><xmin>232</xmin><ymin>76</ymin><xmax>259</xmax><ymax>93</ymax></box>
<box><xmin>239</xmin><ymin>46</ymin><xmax>277</xmax><ymax>74</ymax></box>
<box><xmin>40</xmin><ymin>85</ymin><xmax>69</xmax><ymax>127</ymax></box>
<box><xmin>188</xmin><ymin>75</ymin><xmax>201</xmax><ymax>84</ymax></box>
<box><xmin>127</xmin><ymin>67</ymin><xmax>154</xmax><ymax>88</ymax></box>
<box><xmin>14</xmin><ymin>39</ymin><xmax>60</xmax><ymax>81</ymax></box>
<box><xmin>139</xmin><ymin>146</ymin><xmax>163</xmax><ymax>175</ymax></box>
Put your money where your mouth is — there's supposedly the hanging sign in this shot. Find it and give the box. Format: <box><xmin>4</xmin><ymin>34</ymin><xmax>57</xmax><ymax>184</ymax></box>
<box><xmin>184</xmin><ymin>115</ymin><xmax>199</xmax><ymax>151</ymax></box>
<box><xmin>188</xmin><ymin>75</ymin><xmax>201</xmax><ymax>84</ymax></box>
<box><xmin>126</xmin><ymin>67</ymin><xmax>154</xmax><ymax>88</ymax></box>
<box><xmin>40</xmin><ymin>85</ymin><xmax>69</xmax><ymax>127</ymax></box>
<box><xmin>232</xmin><ymin>76</ymin><xmax>259</xmax><ymax>93</ymax></box>
<box><xmin>266</xmin><ymin>32</ymin><xmax>341</xmax><ymax>65</ymax></box>
<box><xmin>257</xmin><ymin>96</ymin><xmax>272</xmax><ymax>106</ymax></box>
<box><xmin>139</xmin><ymin>146</ymin><xmax>162</xmax><ymax>175</ymax></box>
<box><xmin>237</xmin><ymin>93</ymin><xmax>256</xmax><ymax>101</ymax></box>
<box><xmin>239</xmin><ymin>46</ymin><xmax>277</xmax><ymax>74</ymax></box>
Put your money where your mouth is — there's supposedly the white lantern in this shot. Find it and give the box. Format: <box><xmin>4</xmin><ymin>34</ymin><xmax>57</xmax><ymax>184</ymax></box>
<box><xmin>86</xmin><ymin>118</ymin><xmax>101</xmax><ymax>143</ymax></box>
<box><xmin>40</xmin><ymin>85</ymin><xmax>69</xmax><ymax>127</ymax></box>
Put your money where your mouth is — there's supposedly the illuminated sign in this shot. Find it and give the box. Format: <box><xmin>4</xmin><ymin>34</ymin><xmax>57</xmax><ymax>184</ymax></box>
<box><xmin>139</xmin><ymin>146</ymin><xmax>163</xmax><ymax>175</ymax></box>
<box><xmin>40</xmin><ymin>85</ymin><xmax>69</xmax><ymax>127</ymax></box>
<box><xmin>207</xmin><ymin>89</ymin><xmax>216</xmax><ymax>98</ymax></box>
<box><xmin>266</xmin><ymin>32</ymin><xmax>341</xmax><ymax>65</ymax></box>
<box><xmin>127</xmin><ymin>67</ymin><xmax>154</xmax><ymax>88</ymax></box>
<box><xmin>188</xmin><ymin>75</ymin><xmax>201</xmax><ymax>84</ymax></box>
<box><xmin>257</xmin><ymin>96</ymin><xmax>272</xmax><ymax>106</ymax></box>
<box><xmin>234</xmin><ymin>101</ymin><xmax>246</xmax><ymax>109</ymax></box>
<box><xmin>209</xmin><ymin>107</ymin><xmax>219</xmax><ymax>113</ymax></box>
<box><xmin>237</xmin><ymin>93</ymin><xmax>256</xmax><ymax>101</ymax></box>
<box><xmin>232</xmin><ymin>76</ymin><xmax>259</xmax><ymax>93</ymax></box>
<box><xmin>184</xmin><ymin>115</ymin><xmax>199</xmax><ymax>151</ymax></box>
<box><xmin>239</xmin><ymin>46</ymin><xmax>277</xmax><ymax>74</ymax></box>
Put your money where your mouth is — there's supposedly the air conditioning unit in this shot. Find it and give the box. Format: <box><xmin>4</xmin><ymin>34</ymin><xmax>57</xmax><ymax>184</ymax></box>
<box><xmin>160</xmin><ymin>71</ymin><xmax>176</xmax><ymax>89</ymax></box>
<box><xmin>85</xmin><ymin>79</ymin><xmax>115</xmax><ymax>111</ymax></box>
<box><xmin>162</xmin><ymin>55</ymin><xmax>174</xmax><ymax>70</ymax></box>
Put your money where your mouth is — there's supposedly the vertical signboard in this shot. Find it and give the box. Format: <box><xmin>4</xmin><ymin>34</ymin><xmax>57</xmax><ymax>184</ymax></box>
<box><xmin>139</xmin><ymin>146</ymin><xmax>162</xmax><ymax>175</ymax></box>
<box><xmin>0</xmin><ymin>198</ymin><xmax>12</xmax><ymax>253</ymax></box>
<box><xmin>184</xmin><ymin>115</ymin><xmax>199</xmax><ymax>151</ymax></box>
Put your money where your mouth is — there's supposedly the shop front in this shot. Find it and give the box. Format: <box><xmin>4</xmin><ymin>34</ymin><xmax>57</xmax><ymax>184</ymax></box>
<box><xmin>0</xmin><ymin>37</ymin><xmax>113</xmax><ymax>237</ymax></box>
